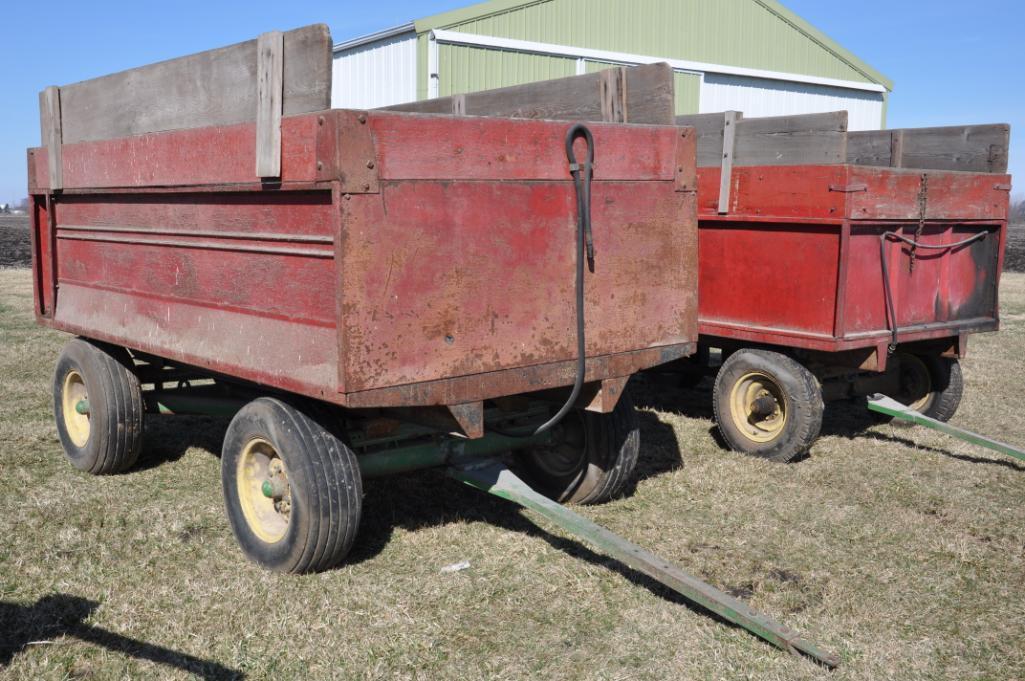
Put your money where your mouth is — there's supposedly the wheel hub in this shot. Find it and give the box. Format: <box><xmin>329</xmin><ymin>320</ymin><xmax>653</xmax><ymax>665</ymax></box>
<box><xmin>895</xmin><ymin>354</ymin><xmax>933</xmax><ymax>412</ymax></box>
<box><xmin>237</xmin><ymin>438</ymin><xmax>291</xmax><ymax>543</ymax></box>
<box><xmin>729</xmin><ymin>372</ymin><xmax>787</xmax><ymax>443</ymax></box>
<box><xmin>524</xmin><ymin>414</ymin><xmax>588</xmax><ymax>479</ymax></box>
<box><xmin>61</xmin><ymin>370</ymin><xmax>91</xmax><ymax>447</ymax></box>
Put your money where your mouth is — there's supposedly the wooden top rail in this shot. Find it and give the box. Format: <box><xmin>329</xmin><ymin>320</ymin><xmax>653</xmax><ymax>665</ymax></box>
<box><xmin>679</xmin><ymin>110</ymin><xmax>1010</xmax><ymax>174</ymax></box>
<box><xmin>37</xmin><ymin>24</ymin><xmax>332</xmax><ymax>188</ymax></box>
<box><xmin>676</xmin><ymin>111</ymin><xmax>849</xmax><ymax>168</ymax></box>
<box><xmin>383</xmin><ymin>62</ymin><xmax>676</xmax><ymax>125</ymax></box>
<box><xmin>847</xmin><ymin>124</ymin><xmax>1010</xmax><ymax>174</ymax></box>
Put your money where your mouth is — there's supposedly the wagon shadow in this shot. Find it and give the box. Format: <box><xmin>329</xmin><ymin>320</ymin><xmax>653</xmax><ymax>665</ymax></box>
<box><xmin>350</xmin><ymin>471</ymin><xmax>760</xmax><ymax>638</ymax></box>
<box><xmin>819</xmin><ymin>400</ymin><xmax>1025</xmax><ymax>470</ymax></box>
<box><xmin>350</xmin><ymin>402</ymin><xmax>683</xmax><ymax>568</ymax></box>
<box><xmin>137</xmin><ymin>415</ymin><xmax>231</xmax><ymax>471</ymax></box>
<box><xmin>0</xmin><ymin>594</ymin><xmax>242</xmax><ymax>678</ymax></box>
<box><xmin>629</xmin><ymin>372</ymin><xmax>715</xmax><ymax>420</ymax></box>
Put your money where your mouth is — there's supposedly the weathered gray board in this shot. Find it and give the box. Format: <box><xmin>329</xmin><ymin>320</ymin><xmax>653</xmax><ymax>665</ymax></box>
<box><xmin>676</xmin><ymin>111</ymin><xmax>849</xmax><ymax>168</ymax></box>
<box><xmin>41</xmin><ymin>24</ymin><xmax>332</xmax><ymax>146</ymax></box>
<box><xmin>846</xmin><ymin>124</ymin><xmax>1010</xmax><ymax>173</ymax></box>
<box><xmin>384</xmin><ymin>62</ymin><xmax>675</xmax><ymax>125</ymax></box>
<box><xmin>255</xmin><ymin>31</ymin><xmax>285</xmax><ymax>178</ymax></box>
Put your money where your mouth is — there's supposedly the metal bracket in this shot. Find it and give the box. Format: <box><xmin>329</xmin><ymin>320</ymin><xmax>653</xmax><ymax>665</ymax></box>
<box><xmin>584</xmin><ymin>376</ymin><xmax>629</xmax><ymax>413</ymax></box>
<box><xmin>675</xmin><ymin>127</ymin><xmax>696</xmax><ymax>192</ymax></box>
<box><xmin>828</xmin><ymin>183</ymin><xmax>867</xmax><ymax>193</ymax></box>
<box><xmin>315</xmin><ymin>110</ymin><xmax>380</xmax><ymax>193</ymax></box>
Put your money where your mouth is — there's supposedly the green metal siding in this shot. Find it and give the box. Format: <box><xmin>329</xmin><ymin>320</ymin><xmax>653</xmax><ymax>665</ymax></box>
<box><xmin>584</xmin><ymin>60</ymin><xmax>615</xmax><ymax>74</ymax></box>
<box><xmin>674</xmin><ymin>72</ymin><xmax>701</xmax><ymax>116</ymax></box>
<box><xmin>417</xmin><ymin>33</ymin><xmax>429</xmax><ymax>100</ymax></box>
<box><xmin>438</xmin><ymin>44</ymin><xmax>577</xmax><ymax>97</ymax></box>
<box><xmin>420</xmin><ymin>0</ymin><xmax>885</xmax><ymax>87</ymax></box>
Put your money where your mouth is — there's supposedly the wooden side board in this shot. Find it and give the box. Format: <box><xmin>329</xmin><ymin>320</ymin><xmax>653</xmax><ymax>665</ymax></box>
<box><xmin>42</xmin><ymin>24</ymin><xmax>331</xmax><ymax>147</ymax></box>
<box><xmin>847</xmin><ymin>124</ymin><xmax>1010</xmax><ymax>173</ymax></box>
<box><xmin>384</xmin><ymin>62</ymin><xmax>675</xmax><ymax>125</ymax></box>
<box><xmin>677</xmin><ymin>111</ymin><xmax>848</xmax><ymax>168</ymax></box>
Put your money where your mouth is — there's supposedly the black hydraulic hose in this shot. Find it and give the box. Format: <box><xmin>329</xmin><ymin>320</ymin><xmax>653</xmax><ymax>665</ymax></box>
<box><xmin>878</xmin><ymin>230</ymin><xmax>987</xmax><ymax>353</ymax></box>
<box><xmin>493</xmin><ymin>124</ymin><xmax>595</xmax><ymax>438</ymax></box>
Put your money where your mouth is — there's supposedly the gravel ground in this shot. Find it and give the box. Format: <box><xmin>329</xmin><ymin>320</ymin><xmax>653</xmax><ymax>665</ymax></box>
<box><xmin>0</xmin><ymin>216</ymin><xmax>30</xmax><ymax>268</ymax></box>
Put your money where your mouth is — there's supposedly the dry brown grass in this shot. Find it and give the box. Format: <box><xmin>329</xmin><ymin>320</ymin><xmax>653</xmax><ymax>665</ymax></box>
<box><xmin>1</xmin><ymin>267</ymin><xmax>1024</xmax><ymax>680</ymax></box>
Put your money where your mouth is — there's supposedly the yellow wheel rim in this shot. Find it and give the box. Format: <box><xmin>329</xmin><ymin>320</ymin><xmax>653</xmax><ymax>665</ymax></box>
<box><xmin>729</xmin><ymin>371</ymin><xmax>788</xmax><ymax>443</ymax></box>
<box><xmin>61</xmin><ymin>370</ymin><xmax>90</xmax><ymax>448</ymax></box>
<box><xmin>236</xmin><ymin>437</ymin><xmax>291</xmax><ymax>544</ymax></box>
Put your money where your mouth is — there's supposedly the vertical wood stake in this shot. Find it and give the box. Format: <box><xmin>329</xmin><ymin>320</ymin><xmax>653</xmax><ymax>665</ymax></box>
<box><xmin>40</xmin><ymin>86</ymin><xmax>63</xmax><ymax>191</ymax></box>
<box><xmin>718</xmin><ymin>111</ymin><xmax>739</xmax><ymax>215</ymax></box>
<box><xmin>256</xmin><ymin>31</ymin><xmax>284</xmax><ymax>178</ymax></box>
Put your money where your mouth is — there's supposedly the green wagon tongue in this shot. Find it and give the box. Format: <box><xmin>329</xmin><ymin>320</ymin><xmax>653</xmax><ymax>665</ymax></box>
<box><xmin>449</xmin><ymin>460</ymin><xmax>841</xmax><ymax>669</ymax></box>
<box><xmin>868</xmin><ymin>394</ymin><xmax>1025</xmax><ymax>461</ymax></box>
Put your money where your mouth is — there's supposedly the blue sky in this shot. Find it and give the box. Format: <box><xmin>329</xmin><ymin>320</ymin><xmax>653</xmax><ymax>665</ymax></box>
<box><xmin>0</xmin><ymin>0</ymin><xmax>1021</xmax><ymax>203</ymax></box>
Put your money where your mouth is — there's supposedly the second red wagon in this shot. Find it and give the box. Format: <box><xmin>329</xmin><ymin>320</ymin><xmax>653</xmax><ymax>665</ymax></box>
<box><xmin>676</xmin><ymin>110</ymin><xmax>1010</xmax><ymax>461</ymax></box>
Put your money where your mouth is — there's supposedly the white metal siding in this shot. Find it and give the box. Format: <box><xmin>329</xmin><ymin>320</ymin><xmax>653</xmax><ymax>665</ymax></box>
<box><xmin>700</xmin><ymin>73</ymin><xmax>884</xmax><ymax>131</ymax></box>
<box><xmin>332</xmin><ymin>33</ymin><xmax>417</xmax><ymax>109</ymax></box>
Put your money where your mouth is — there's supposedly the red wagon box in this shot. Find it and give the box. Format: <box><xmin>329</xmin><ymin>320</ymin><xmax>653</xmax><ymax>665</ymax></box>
<box><xmin>676</xmin><ymin>111</ymin><xmax>1011</xmax><ymax>461</ymax></box>
<box><xmin>29</xmin><ymin>25</ymin><xmax>699</xmax><ymax>572</ymax></box>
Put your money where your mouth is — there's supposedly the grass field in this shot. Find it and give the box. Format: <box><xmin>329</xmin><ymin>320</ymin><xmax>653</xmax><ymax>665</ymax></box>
<box><xmin>1</xmin><ymin>266</ymin><xmax>1024</xmax><ymax>680</ymax></box>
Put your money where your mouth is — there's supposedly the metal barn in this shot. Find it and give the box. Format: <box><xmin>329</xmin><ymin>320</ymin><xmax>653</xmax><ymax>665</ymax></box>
<box><xmin>332</xmin><ymin>0</ymin><xmax>893</xmax><ymax>130</ymax></box>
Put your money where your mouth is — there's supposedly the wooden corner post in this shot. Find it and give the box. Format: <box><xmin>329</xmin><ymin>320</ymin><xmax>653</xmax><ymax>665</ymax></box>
<box><xmin>40</xmin><ymin>86</ymin><xmax>63</xmax><ymax>190</ymax></box>
<box><xmin>256</xmin><ymin>31</ymin><xmax>284</xmax><ymax>178</ymax></box>
<box><xmin>718</xmin><ymin>111</ymin><xmax>739</xmax><ymax>215</ymax></box>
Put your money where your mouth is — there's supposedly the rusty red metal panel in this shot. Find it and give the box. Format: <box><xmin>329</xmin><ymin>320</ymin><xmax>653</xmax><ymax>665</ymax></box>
<box><xmin>339</xmin><ymin>179</ymin><xmax>695</xmax><ymax>393</ymax></box>
<box><xmin>697</xmin><ymin>166</ymin><xmax>847</xmax><ymax>220</ymax></box>
<box><xmin>30</xmin><ymin>197</ymin><xmax>53</xmax><ymax>317</ymax></box>
<box><xmin>695</xmin><ymin>163</ymin><xmax>1008</xmax><ymax>355</ymax></box>
<box><xmin>369</xmin><ymin>112</ymin><xmax>680</xmax><ymax>182</ymax></box>
<box><xmin>845</xmin><ymin>168</ymin><xmax>921</xmax><ymax>220</ymax></box>
<box><xmin>342</xmin><ymin>345</ymin><xmax>692</xmax><ymax>408</ymax></box>
<box><xmin>52</xmin><ymin>192</ymin><xmax>336</xmax><ymax>324</ymax></box>
<box><xmin>31</xmin><ymin>109</ymin><xmax>697</xmax><ymax>408</ymax></box>
<box><xmin>922</xmin><ymin>173</ymin><xmax>1011</xmax><ymax>220</ymax></box>
<box><xmin>52</xmin><ymin>282</ymin><xmax>339</xmax><ymax>399</ymax></box>
<box><xmin>28</xmin><ymin>114</ymin><xmax>323</xmax><ymax>191</ymax></box>
<box><xmin>698</xmin><ymin>222</ymin><xmax>841</xmax><ymax>337</ymax></box>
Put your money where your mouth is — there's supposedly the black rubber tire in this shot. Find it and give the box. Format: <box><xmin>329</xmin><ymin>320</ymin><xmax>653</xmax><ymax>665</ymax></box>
<box><xmin>221</xmin><ymin>397</ymin><xmax>362</xmax><ymax>574</ymax></box>
<box><xmin>712</xmin><ymin>349</ymin><xmax>823</xmax><ymax>463</ymax></box>
<box><xmin>53</xmin><ymin>338</ymin><xmax>143</xmax><ymax>475</ymax></box>
<box><xmin>889</xmin><ymin>354</ymin><xmax>963</xmax><ymax>423</ymax></box>
<box><xmin>516</xmin><ymin>393</ymin><xmax>640</xmax><ymax>505</ymax></box>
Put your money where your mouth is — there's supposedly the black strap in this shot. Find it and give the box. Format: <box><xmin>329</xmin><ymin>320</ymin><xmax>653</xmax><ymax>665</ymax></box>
<box><xmin>878</xmin><ymin>230</ymin><xmax>987</xmax><ymax>353</ymax></box>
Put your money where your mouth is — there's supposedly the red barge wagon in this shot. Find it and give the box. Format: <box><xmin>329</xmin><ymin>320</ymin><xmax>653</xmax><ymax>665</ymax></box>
<box><xmin>29</xmin><ymin>25</ymin><xmax>699</xmax><ymax>573</ymax></box>
<box><xmin>380</xmin><ymin>81</ymin><xmax>1013</xmax><ymax>463</ymax></box>
<box><xmin>675</xmin><ymin>111</ymin><xmax>1011</xmax><ymax>461</ymax></box>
